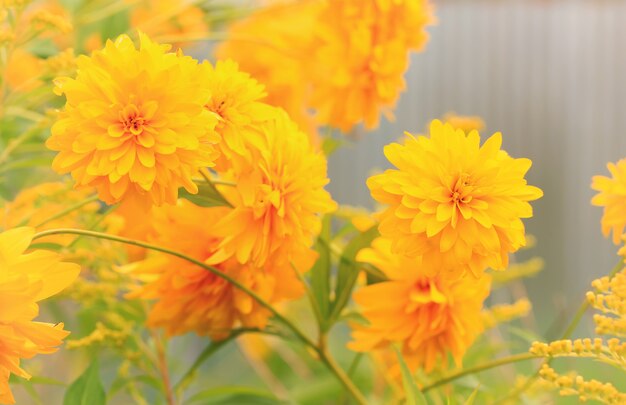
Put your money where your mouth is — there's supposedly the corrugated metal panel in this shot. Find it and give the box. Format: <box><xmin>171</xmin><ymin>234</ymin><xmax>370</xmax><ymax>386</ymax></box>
<box><xmin>327</xmin><ymin>0</ymin><xmax>626</xmax><ymax>303</ymax></box>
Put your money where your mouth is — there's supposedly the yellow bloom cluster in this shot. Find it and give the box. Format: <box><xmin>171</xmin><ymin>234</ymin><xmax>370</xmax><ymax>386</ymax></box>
<box><xmin>587</xmin><ymin>270</ymin><xmax>626</xmax><ymax>337</ymax></box>
<box><xmin>47</xmin><ymin>33</ymin><xmax>220</xmax><ymax>206</ymax></box>
<box><xmin>482</xmin><ymin>298</ymin><xmax>532</xmax><ymax>329</ymax></box>
<box><xmin>351</xmin><ymin>118</ymin><xmax>542</xmax><ymax>374</ymax></box>
<box><xmin>218</xmin><ymin>0</ymin><xmax>434</xmax><ymax>134</ymax></box>
<box><xmin>349</xmin><ymin>238</ymin><xmax>490</xmax><ymax>371</ymax></box>
<box><xmin>539</xmin><ymin>364</ymin><xmax>626</xmax><ymax>404</ymax></box>
<box><xmin>0</xmin><ymin>228</ymin><xmax>79</xmax><ymax>404</ymax></box>
<box><xmin>592</xmin><ymin>159</ymin><xmax>626</xmax><ymax>244</ymax></box>
<box><xmin>368</xmin><ymin>120</ymin><xmax>543</xmax><ymax>279</ymax></box>
<box><xmin>491</xmin><ymin>257</ymin><xmax>544</xmax><ymax>285</ymax></box>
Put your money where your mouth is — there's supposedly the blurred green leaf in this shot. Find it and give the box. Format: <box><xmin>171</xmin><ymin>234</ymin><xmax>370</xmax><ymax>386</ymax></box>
<box><xmin>63</xmin><ymin>360</ymin><xmax>106</xmax><ymax>405</ymax></box>
<box><xmin>394</xmin><ymin>346</ymin><xmax>428</xmax><ymax>405</ymax></box>
<box><xmin>179</xmin><ymin>181</ymin><xmax>232</xmax><ymax>208</ymax></box>
<box><xmin>463</xmin><ymin>385</ymin><xmax>480</xmax><ymax>405</ymax></box>
<box><xmin>310</xmin><ymin>215</ymin><xmax>332</xmax><ymax>325</ymax></box>
<box><xmin>185</xmin><ymin>386</ymin><xmax>283</xmax><ymax>405</ymax></box>
<box><xmin>328</xmin><ymin>226</ymin><xmax>378</xmax><ymax>326</ymax></box>
<box><xmin>321</xmin><ymin>137</ymin><xmax>343</xmax><ymax>156</ymax></box>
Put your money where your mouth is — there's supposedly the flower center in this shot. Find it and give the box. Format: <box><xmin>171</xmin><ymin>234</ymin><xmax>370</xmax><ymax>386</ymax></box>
<box><xmin>450</xmin><ymin>173</ymin><xmax>473</xmax><ymax>205</ymax></box>
<box><xmin>120</xmin><ymin>104</ymin><xmax>147</xmax><ymax>135</ymax></box>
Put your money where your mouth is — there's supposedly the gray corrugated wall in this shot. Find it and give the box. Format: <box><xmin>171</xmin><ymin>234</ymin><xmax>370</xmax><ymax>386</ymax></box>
<box><xmin>327</xmin><ymin>0</ymin><xmax>626</xmax><ymax>314</ymax></box>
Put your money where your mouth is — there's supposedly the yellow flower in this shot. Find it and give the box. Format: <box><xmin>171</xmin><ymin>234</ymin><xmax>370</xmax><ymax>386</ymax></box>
<box><xmin>46</xmin><ymin>32</ymin><xmax>219</xmax><ymax>206</ymax></box>
<box><xmin>126</xmin><ymin>200</ymin><xmax>304</xmax><ymax>339</ymax></box>
<box><xmin>592</xmin><ymin>158</ymin><xmax>626</xmax><ymax>244</ymax></box>
<box><xmin>4</xmin><ymin>49</ymin><xmax>42</xmax><ymax>92</ymax></box>
<box><xmin>209</xmin><ymin>108</ymin><xmax>337</xmax><ymax>269</ymax></box>
<box><xmin>308</xmin><ymin>0</ymin><xmax>433</xmax><ymax>132</ymax></box>
<box><xmin>0</xmin><ymin>227</ymin><xmax>79</xmax><ymax>404</ymax></box>
<box><xmin>368</xmin><ymin>120</ymin><xmax>543</xmax><ymax>278</ymax></box>
<box><xmin>201</xmin><ymin>59</ymin><xmax>272</xmax><ymax>172</ymax></box>
<box><xmin>349</xmin><ymin>238</ymin><xmax>490</xmax><ymax>372</ymax></box>
<box><xmin>130</xmin><ymin>0</ymin><xmax>208</xmax><ymax>49</ymax></box>
<box><xmin>441</xmin><ymin>112</ymin><xmax>485</xmax><ymax>133</ymax></box>
<box><xmin>0</xmin><ymin>182</ymin><xmax>99</xmax><ymax>246</ymax></box>
<box><xmin>216</xmin><ymin>0</ymin><xmax>322</xmax><ymax>145</ymax></box>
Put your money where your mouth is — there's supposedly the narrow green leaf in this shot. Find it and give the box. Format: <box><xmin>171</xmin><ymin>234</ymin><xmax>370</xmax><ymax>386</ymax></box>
<box><xmin>328</xmin><ymin>226</ymin><xmax>378</xmax><ymax>325</ymax></box>
<box><xmin>394</xmin><ymin>346</ymin><xmax>428</xmax><ymax>405</ymax></box>
<box><xmin>63</xmin><ymin>360</ymin><xmax>106</xmax><ymax>405</ymax></box>
<box><xmin>310</xmin><ymin>215</ymin><xmax>332</xmax><ymax>323</ymax></box>
<box><xmin>185</xmin><ymin>386</ymin><xmax>282</xmax><ymax>405</ymax></box>
<box><xmin>179</xmin><ymin>182</ymin><xmax>231</xmax><ymax>208</ymax></box>
<box><xmin>463</xmin><ymin>385</ymin><xmax>481</xmax><ymax>405</ymax></box>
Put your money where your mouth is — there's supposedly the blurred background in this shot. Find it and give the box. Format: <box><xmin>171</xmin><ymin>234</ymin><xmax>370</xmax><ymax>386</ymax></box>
<box><xmin>328</xmin><ymin>0</ymin><xmax>626</xmax><ymax>334</ymax></box>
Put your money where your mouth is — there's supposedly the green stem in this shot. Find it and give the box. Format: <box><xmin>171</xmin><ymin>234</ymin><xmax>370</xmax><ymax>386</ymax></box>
<box><xmin>34</xmin><ymin>195</ymin><xmax>99</xmax><ymax>228</ymax></box>
<box><xmin>319</xmin><ymin>348</ymin><xmax>368</xmax><ymax>405</ymax></box>
<box><xmin>422</xmin><ymin>353</ymin><xmax>539</xmax><ymax>392</ymax></box>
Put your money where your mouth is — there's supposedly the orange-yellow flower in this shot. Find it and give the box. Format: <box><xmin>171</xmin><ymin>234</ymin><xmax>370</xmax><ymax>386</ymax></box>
<box><xmin>46</xmin><ymin>32</ymin><xmax>219</xmax><ymax>206</ymax></box>
<box><xmin>368</xmin><ymin>120</ymin><xmax>543</xmax><ymax>278</ymax></box>
<box><xmin>215</xmin><ymin>0</ymin><xmax>322</xmax><ymax>144</ymax></box>
<box><xmin>308</xmin><ymin>0</ymin><xmax>433</xmax><ymax>132</ymax></box>
<box><xmin>209</xmin><ymin>108</ymin><xmax>337</xmax><ymax>269</ymax></box>
<box><xmin>592</xmin><ymin>158</ymin><xmax>626</xmax><ymax>244</ymax></box>
<box><xmin>4</xmin><ymin>49</ymin><xmax>42</xmax><ymax>92</ymax></box>
<box><xmin>201</xmin><ymin>59</ymin><xmax>272</xmax><ymax>171</ymax></box>
<box><xmin>0</xmin><ymin>227</ymin><xmax>79</xmax><ymax>404</ymax></box>
<box><xmin>130</xmin><ymin>0</ymin><xmax>208</xmax><ymax>49</ymax></box>
<box><xmin>126</xmin><ymin>200</ymin><xmax>303</xmax><ymax>339</ymax></box>
<box><xmin>349</xmin><ymin>238</ymin><xmax>490</xmax><ymax>372</ymax></box>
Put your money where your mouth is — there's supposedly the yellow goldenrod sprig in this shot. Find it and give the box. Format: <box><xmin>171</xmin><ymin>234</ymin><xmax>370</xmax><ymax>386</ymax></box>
<box><xmin>492</xmin><ymin>257</ymin><xmax>544</xmax><ymax>285</ymax></box>
<box><xmin>483</xmin><ymin>298</ymin><xmax>532</xmax><ymax>329</ymax></box>
<box><xmin>539</xmin><ymin>364</ymin><xmax>626</xmax><ymax>404</ymax></box>
<box><xmin>530</xmin><ymin>338</ymin><xmax>626</xmax><ymax>369</ymax></box>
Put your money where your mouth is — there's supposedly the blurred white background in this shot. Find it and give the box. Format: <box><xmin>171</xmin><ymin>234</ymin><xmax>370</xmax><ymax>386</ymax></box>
<box><xmin>327</xmin><ymin>0</ymin><xmax>626</xmax><ymax>325</ymax></box>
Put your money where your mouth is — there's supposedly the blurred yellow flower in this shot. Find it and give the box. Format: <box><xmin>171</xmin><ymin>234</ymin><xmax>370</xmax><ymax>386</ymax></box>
<box><xmin>441</xmin><ymin>112</ymin><xmax>486</xmax><ymax>133</ymax></box>
<box><xmin>47</xmin><ymin>33</ymin><xmax>219</xmax><ymax>206</ymax></box>
<box><xmin>127</xmin><ymin>200</ymin><xmax>304</xmax><ymax>339</ymax></box>
<box><xmin>368</xmin><ymin>120</ymin><xmax>543</xmax><ymax>278</ymax></box>
<box><xmin>0</xmin><ymin>227</ymin><xmax>79</xmax><ymax>404</ymax></box>
<box><xmin>209</xmin><ymin>108</ymin><xmax>337</xmax><ymax>269</ymax></box>
<box><xmin>4</xmin><ymin>49</ymin><xmax>42</xmax><ymax>92</ymax></box>
<box><xmin>201</xmin><ymin>59</ymin><xmax>272</xmax><ymax>172</ymax></box>
<box><xmin>216</xmin><ymin>0</ymin><xmax>322</xmax><ymax>144</ymax></box>
<box><xmin>308</xmin><ymin>0</ymin><xmax>433</xmax><ymax>132</ymax></box>
<box><xmin>130</xmin><ymin>0</ymin><xmax>208</xmax><ymax>49</ymax></box>
<box><xmin>349</xmin><ymin>238</ymin><xmax>490</xmax><ymax>372</ymax></box>
<box><xmin>592</xmin><ymin>158</ymin><xmax>626</xmax><ymax>244</ymax></box>
<box><xmin>0</xmin><ymin>182</ymin><xmax>99</xmax><ymax>246</ymax></box>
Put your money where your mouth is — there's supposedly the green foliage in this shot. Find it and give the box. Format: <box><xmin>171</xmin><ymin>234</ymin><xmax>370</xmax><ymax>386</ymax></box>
<box><xmin>179</xmin><ymin>180</ymin><xmax>232</xmax><ymax>208</ymax></box>
<box><xmin>395</xmin><ymin>346</ymin><xmax>428</xmax><ymax>405</ymax></box>
<box><xmin>63</xmin><ymin>360</ymin><xmax>106</xmax><ymax>405</ymax></box>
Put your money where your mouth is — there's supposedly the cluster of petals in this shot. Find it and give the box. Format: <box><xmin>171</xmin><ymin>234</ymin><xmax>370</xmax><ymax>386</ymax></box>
<box><xmin>591</xmin><ymin>158</ymin><xmax>626</xmax><ymax>245</ymax></box>
<box><xmin>349</xmin><ymin>238</ymin><xmax>490</xmax><ymax>372</ymax></box>
<box><xmin>47</xmin><ymin>32</ymin><xmax>219</xmax><ymax>206</ymax></box>
<box><xmin>368</xmin><ymin>120</ymin><xmax>543</xmax><ymax>278</ymax></box>
<box><xmin>209</xmin><ymin>107</ymin><xmax>337</xmax><ymax>270</ymax></box>
<box><xmin>125</xmin><ymin>200</ymin><xmax>303</xmax><ymax>339</ymax></box>
<box><xmin>218</xmin><ymin>0</ymin><xmax>433</xmax><ymax>134</ymax></box>
<box><xmin>308</xmin><ymin>0</ymin><xmax>433</xmax><ymax>132</ymax></box>
<box><xmin>0</xmin><ymin>228</ymin><xmax>79</xmax><ymax>404</ymax></box>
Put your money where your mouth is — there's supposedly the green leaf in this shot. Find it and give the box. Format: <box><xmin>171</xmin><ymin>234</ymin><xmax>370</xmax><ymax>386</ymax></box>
<box><xmin>328</xmin><ymin>226</ymin><xmax>378</xmax><ymax>325</ymax></box>
<box><xmin>310</xmin><ymin>215</ymin><xmax>332</xmax><ymax>324</ymax></box>
<box><xmin>63</xmin><ymin>360</ymin><xmax>106</xmax><ymax>405</ymax></box>
<box><xmin>179</xmin><ymin>181</ymin><xmax>232</xmax><ymax>208</ymax></box>
<box><xmin>321</xmin><ymin>137</ymin><xmax>343</xmax><ymax>156</ymax></box>
<box><xmin>463</xmin><ymin>385</ymin><xmax>481</xmax><ymax>405</ymax></box>
<box><xmin>394</xmin><ymin>347</ymin><xmax>428</xmax><ymax>405</ymax></box>
<box><xmin>185</xmin><ymin>386</ymin><xmax>283</xmax><ymax>405</ymax></box>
